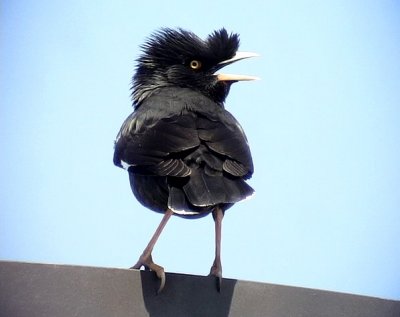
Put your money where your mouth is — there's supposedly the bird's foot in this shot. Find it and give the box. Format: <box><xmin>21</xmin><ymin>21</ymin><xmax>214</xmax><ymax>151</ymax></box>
<box><xmin>131</xmin><ymin>253</ymin><xmax>166</xmax><ymax>294</ymax></box>
<box><xmin>209</xmin><ymin>259</ymin><xmax>222</xmax><ymax>292</ymax></box>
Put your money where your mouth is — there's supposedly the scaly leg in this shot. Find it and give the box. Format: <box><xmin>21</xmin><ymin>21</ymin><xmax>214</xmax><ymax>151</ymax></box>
<box><xmin>132</xmin><ymin>208</ymin><xmax>174</xmax><ymax>293</ymax></box>
<box><xmin>209</xmin><ymin>206</ymin><xmax>224</xmax><ymax>292</ymax></box>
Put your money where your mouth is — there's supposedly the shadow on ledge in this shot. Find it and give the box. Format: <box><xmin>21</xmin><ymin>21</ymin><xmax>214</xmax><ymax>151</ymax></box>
<box><xmin>0</xmin><ymin>261</ymin><xmax>399</xmax><ymax>317</ymax></box>
<box><xmin>139</xmin><ymin>270</ymin><xmax>236</xmax><ymax>316</ymax></box>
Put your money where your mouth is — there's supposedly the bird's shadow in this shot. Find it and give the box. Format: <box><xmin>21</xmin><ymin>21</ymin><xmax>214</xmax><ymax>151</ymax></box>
<box><xmin>139</xmin><ymin>270</ymin><xmax>236</xmax><ymax>317</ymax></box>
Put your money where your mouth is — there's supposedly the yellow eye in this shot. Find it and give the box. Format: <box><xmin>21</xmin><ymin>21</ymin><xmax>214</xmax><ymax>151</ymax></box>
<box><xmin>190</xmin><ymin>60</ymin><xmax>202</xmax><ymax>70</ymax></box>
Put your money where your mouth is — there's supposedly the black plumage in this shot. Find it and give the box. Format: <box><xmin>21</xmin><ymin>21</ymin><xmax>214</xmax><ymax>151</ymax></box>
<box><xmin>114</xmin><ymin>28</ymin><xmax>257</xmax><ymax>292</ymax></box>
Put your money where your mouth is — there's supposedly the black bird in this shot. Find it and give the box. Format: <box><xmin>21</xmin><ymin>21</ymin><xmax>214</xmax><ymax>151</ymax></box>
<box><xmin>114</xmin><ymin>28</ymin><xmax>258</xmax><ymax>292</ymax></box>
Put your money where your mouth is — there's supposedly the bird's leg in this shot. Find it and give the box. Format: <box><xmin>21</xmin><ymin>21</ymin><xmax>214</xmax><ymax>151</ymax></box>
<box><xmin>209</xmin><ymin>206</ymin><xmax>224</xmax><ymax>292</ymax></box>
<box><xmin>131</xmin><ymin>208</ymin><xmax>174</xmax><ymax>293</ymax></box>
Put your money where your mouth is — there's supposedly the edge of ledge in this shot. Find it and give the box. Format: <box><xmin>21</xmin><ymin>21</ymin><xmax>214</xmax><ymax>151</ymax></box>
<box><xmin>0</xmin><ymin>261</ymin><xmax>399</xmax><ymax>317</ymax></box>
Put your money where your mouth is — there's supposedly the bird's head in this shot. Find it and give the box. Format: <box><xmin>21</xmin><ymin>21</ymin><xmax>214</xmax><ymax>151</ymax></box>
<box><xmin>132</xmin><ymin>28</ymin><xmax>258</xmax><ymax>107</ymax></box>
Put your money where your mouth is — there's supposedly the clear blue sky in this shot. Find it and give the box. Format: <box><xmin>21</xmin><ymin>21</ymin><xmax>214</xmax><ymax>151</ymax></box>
<box><xmin>1</xmin><ymin>1</ymin><xmax>399</xmax><ymax>300</ymax></box>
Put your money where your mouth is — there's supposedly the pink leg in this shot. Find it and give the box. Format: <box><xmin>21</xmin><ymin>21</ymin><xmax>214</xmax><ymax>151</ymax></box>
<box><xmin>209</xmin><ymin>206</ymin><xmax>224</xmax><ymax>291</ymax></box>
<box><xmin>132</xmin><ymin>208</ymin><xmax>174</xmax><ymax>293</ymax></box>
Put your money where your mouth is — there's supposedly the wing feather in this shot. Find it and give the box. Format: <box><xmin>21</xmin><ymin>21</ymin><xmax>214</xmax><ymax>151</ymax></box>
<box><xmin>114</xmin><ymin>114</ymin><xmax>199</xmax><ymax>177</ymax></box>
<box><xmin>197</xmin><ymin>115</ymin><xmax>253</xmax><ymax>178</ymax></box>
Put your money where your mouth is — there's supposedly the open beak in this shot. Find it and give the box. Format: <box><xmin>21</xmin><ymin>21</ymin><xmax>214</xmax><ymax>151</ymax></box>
<box><xmin>216</xmin><ymin>52</ymin><xmax>260</xmax><ymax>82</ymax></box>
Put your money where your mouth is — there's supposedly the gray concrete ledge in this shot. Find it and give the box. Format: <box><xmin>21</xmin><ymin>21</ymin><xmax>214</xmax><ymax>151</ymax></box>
<box><xmin>0</xmin><ymin>261</ymin><xmax>399</xmax><ymax>317</ymax></box>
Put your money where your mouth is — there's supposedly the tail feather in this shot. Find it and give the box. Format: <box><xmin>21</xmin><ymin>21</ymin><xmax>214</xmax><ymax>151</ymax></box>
<box><xmin>129</xmin><ymin>168</ymin><xmax>254</xmax><ymax>216</ymax></box>
<box><xmin>222</xmin><ymin>175</ymin><xmax>254</xmax><ymax>202</ymax></box>
<box><xmin>182</xmin><ymin>167</ymin><xmax>254</xmax><ymax>208</ymax></box>
<box><xmin>168</xmin><ymin>186</ymin><xmax>189</xmax><ymax>214</ymax></box>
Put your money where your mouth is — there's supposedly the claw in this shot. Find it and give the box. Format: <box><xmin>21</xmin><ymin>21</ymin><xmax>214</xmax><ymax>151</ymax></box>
<box><xmin>209</xmin><ymin>260</ymin><xmax>222</xmax><ymax>292</ymax></box>
<box><xmin>155</xmin><ymin>269</ymin><xmax>166</xmax><ymax>294</ymax></box>
<box><xmin>210</xmin><ymin>273</ymin><xmax>222</xmax><ymax>292</ymax></box>
<box><xmin>131</xmin><ymin>254</ymin><xmax>166</xmax><ymax>294</ymax></box>
<box><xmin>217</xmin><ymin>276</ymin><xmax>222</xmax><ymax>292</ymax></box>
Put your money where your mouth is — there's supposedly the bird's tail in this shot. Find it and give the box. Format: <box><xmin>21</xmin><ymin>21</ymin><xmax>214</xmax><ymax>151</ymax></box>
<box><xmin>168</xmin><ymin>167</ymin><xmax>254</xmax><ymax>216</ymax></box>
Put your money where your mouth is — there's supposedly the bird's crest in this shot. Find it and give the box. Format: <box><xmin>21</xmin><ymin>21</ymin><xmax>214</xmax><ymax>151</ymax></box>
<box><xmin>138</xmin><ymin>28</ymin><xmax>239</xmax><ymax>68</ymax></box>
<box><xmin>131</xmin><ymin>28</ymin><xmax>240</xmax><ymax>105</ymax></box>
